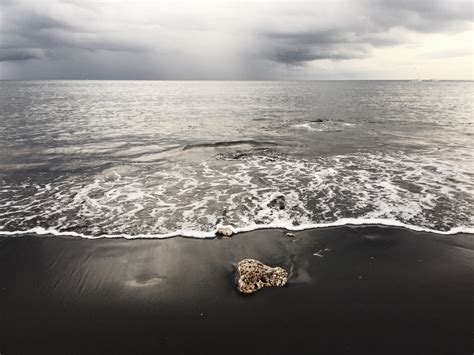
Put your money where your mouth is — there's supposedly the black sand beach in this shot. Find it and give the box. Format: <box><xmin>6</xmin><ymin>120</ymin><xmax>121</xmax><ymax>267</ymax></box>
<box><xmin>0</xmin><ymin>226</ymin><xmax>472</xmax><ymax>354</ymax></box>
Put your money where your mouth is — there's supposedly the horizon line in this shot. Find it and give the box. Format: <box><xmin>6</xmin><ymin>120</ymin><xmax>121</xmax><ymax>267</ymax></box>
<box><xmin>1</xmin><ymin>79</ymin><xmax>472</xmax><ymax>82</ymax></box>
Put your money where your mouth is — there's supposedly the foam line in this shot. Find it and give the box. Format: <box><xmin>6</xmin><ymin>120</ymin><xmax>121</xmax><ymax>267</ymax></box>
<box><xmin>0</xmin><ymin>218</ymin><xmax>472</xmax><ymax>240</ymax></box>
<box><xmin>2</xmin><ymin>151</ymin><xmax>472</xmax><ymax>238</ymax></box>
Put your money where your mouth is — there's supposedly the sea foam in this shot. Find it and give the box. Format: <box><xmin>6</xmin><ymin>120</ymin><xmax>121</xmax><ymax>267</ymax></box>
<box><xmin>1</xmin><ymin>151</ymin><xmax>472</xmax><ymax>238</ymax></box>
<box><xmin>0</xmin><ymin>218</ymin><xmax>473</xmax><ymax>240</ymax></box>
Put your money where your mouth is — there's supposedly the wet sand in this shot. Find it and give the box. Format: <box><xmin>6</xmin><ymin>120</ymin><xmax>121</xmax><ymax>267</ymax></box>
<box><xmin>0</xmin><ymin>226</ymin><xmax>473</xmax><ymax>354</ymax></box>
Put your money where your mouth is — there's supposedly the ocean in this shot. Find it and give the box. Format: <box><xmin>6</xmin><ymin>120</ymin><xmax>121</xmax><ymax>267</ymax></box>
<box><xmin>0</xmin><ymin>80</ymin><xmax>473</xmax><ymax>238</ymax></box>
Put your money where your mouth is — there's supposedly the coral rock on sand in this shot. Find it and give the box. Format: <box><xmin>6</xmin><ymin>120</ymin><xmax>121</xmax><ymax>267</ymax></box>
<box><xmin>236</xmin><ymin>259</ymin><xmax>288</xmax><ymax>294</ymax></box>
<box><xmin>216</xmin><ymin>226</ymin><xmax>234</xmax><ymax>237</ymax></box>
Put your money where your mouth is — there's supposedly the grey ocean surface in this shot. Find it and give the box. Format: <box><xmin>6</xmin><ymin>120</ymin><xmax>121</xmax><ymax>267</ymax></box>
<box><xmin>0</xmin><ymin>81</ymin><xmax>473</xmax><ymax>237</ymax></box>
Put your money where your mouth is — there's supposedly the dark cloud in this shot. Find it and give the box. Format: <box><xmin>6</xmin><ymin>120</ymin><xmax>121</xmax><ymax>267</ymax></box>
<box><xmin>261</xmin><ymin>29</ymin><xmax>393</xmax><ymax>64</ymax></box>
<box><xmin>0</xmin><ymin>48</ymin><xmax>44</xmax><ymax>62</ymax></box>
<box><xmin>0</xmin><ymin>1</ymin><xmax>149</xmax><ymax>61</ymax></box>
<box><xmin>260</xmin><ymin>0</ymin><xmax>472</xmax><ymax>65</ymax></box>
<box><xmin>0</xmin><ymin>0</ymin><xmax>472</xmax><ymax>79</ymax></box>
<box><xmin>265</xmin><ymin>45</ymin><xmax>370</xmax><ymax>65</ymax></box>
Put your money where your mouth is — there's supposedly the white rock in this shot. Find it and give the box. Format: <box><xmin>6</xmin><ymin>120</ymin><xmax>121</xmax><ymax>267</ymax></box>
<box><xmin>216</xmin><ymin>226</ymin><xmax>234</xmax><ymax>237</ymax></box>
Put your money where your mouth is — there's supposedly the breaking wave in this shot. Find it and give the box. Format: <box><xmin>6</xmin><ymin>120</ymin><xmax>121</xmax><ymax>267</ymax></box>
<box><xmin>1</xmin><ymin>150</ymin><xmax>473</xmax><ymax>239</ymax></box>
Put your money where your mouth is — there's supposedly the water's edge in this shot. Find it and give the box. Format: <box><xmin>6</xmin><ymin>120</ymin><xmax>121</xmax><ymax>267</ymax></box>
<box><xmin>1</xmin><ymin>218</ymin><xmax>473</xmax><ymax>239</ymax></box>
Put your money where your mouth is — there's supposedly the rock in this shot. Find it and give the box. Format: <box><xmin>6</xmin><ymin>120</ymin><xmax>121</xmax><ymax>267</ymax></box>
<box><xmin>235</xmin><ymin>259</ymin><xmax>288</xmax><ymax>294</ymax></box>
<box><xmin>310</xmin><ymin>119</ymin><xmax>324</xmax><ymax>123</ymax></box>
<box><xmin>286</xmin><ymin>232</ymin><xmax>295</xmax><ymax>238</ymax></box>
<box><xmin>216</xmin><ymin>226</ymin><xmax>234</xmax><ymax>237</ymax></box>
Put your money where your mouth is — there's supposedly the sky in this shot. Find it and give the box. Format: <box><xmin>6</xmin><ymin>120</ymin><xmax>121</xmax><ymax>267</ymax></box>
<box><xmin>0</xmin><ymin>0</ymin><xmax>472</xmax><ymax>80</ymax></box>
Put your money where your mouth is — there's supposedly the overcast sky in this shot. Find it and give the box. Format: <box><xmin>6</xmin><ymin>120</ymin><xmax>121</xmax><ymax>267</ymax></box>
<box><xmin>0</xmin><ymin>0</ymin><xmax>472</xmax><ymax>80</ymax></box>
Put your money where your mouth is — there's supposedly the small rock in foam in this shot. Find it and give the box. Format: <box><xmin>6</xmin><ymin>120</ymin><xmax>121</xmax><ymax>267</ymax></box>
<box><xmin>216</xmin><ymin>226</ymin><xmax>234</xmax><ymax>237</ymax></box>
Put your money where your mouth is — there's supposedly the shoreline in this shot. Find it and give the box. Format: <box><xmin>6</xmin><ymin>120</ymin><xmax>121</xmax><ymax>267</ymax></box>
<box><xmin>1</xmin><ymin>225</ymin><xmax>473</xmax><ymax>354</ymax></box>
<box><xmin>1</xmin><ymin>218</ymin><xmax>473</xmax><ymax>239</ymax></box>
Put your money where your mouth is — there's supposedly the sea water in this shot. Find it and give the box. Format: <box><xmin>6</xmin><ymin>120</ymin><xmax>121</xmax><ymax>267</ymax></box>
<box><xmin>0</xmin><ymin>80</ymin><xmax>472</xmax><ymax>238</ymax></box>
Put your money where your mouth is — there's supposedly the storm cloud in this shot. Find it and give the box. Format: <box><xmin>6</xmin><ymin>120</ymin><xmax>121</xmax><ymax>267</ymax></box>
<box><xmin>0</xmin><ymin>0</ymin><xmax>472</xmax><ymax>79</ymax></box>
<box><xmin>0</xmin><ymin>48</ymin><xmax>45</xmax><ymax>62</ymax></box>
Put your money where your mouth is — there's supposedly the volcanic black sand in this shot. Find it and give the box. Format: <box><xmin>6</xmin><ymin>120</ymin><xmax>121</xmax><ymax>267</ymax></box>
<box><xmin>0</xmin><ymin>226</ymin><xmax>472</xmax><ymax>354</ymax></box>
